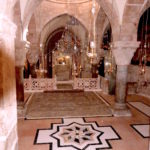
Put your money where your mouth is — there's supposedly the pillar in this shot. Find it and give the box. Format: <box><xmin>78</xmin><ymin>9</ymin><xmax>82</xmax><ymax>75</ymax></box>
<box><xmin>0</xmin><ymin>15</ymin><xmax>18</xmax><ymax>150</ymax></box>
<box><xmin>112</xmin><ymin>41</ymin><xmax>140</xmax><ymax>116</ymax></box>
<box><xmin>15</xmin><ymin>41</ymin><xmax>29</xmax><ymax>103</ymax></box>
<box><xmin>26</xmin><ymin>44</ymin><xmax>39</xmax><ymax>78</ymax></box>
<box><xmin>92</xmin><ymin>64</ymin><xmax>98</xmax><ymax>78</ymax></box>
<box><xmin>16</xmin><ymin>66</ymin><xmax>24</xmax><ymax>103</ymax></box>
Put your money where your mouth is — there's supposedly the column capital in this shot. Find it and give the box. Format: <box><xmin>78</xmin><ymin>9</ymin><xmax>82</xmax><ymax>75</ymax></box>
<box><xmin>113</xmin><ymin>41</ymin><xmax>140</xmax><ymax>49</ymax></box>
<box><xmin>16</xmin><ymin>40</ymin><xmax>30</xmax><ymax>50</ymax></box>
<box><xmin>112</xmin><ymin>41</ymin><xmax>140</xmax><ymax>66</ymax></box>
<box><xmin>15</xmin><ymin>40</ymin><xmax>30</xmax><ymax>66</ymax></box>
<box><xmin>26</xmin><ymin>49</ymin><xmax>39</xmax><ymax>65</ymax></box>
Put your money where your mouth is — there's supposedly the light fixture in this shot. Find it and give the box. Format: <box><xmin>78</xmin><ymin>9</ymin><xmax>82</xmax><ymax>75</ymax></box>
<box><xmin>104</xmin><ymin>43</ymin><xmax>115</xmax><ymax>74</ymax></box>
<box><xmin>35</xmin><ymin>5</ymin><xmax>47</xmax><ymax>78</ymax></box>
<box><xmin>87</xmin><ymin>0</ymin><xmax>97</xmax><ymax>64</ymax></box>
<box><xmin>35</xmin><ymin>44</ymin><xmax>47</xmax><ymax>78</ymax></box>
<box><xmin>136</xmin><ymin>8</ymin><xmax>149</xmax><ymax>89</ymax></box>
<box><xmin>73</xmin><ymin>5</ymin><xmax>79</xmax><ymax>53</ymax></box>
<box><xmin>54</xmin><ymin>20</ymin><xmax>80</xmax><ymax>54</ymax></box>
<box><xmin>104</xmin><ymin>0</ymin><xmax>115</xmax><ymax>75</ymax></box>
<box><xmin>50</xmin><ymin>1</ymin><xmax>81</xmax><ymax>78</ymax></box>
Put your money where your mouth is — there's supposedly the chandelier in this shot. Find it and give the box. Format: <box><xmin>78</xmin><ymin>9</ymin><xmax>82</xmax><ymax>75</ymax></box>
<box><xmin>53</xmin><ymin>8</ymin><xmax>81</xmax><ymax>78</ymax></box>
<box><xmin>104</xmin><ymin>43</ymin><xmax>115</xmax><ymax>74</ymax></box>
<box><xmin>136</xmin><ymin>8</ymin><xmax>150</xmax><ymax>91</ymax></box>
<box><xmin>35</xmin><ymin>44</ymin><xmax>47</xmax><ymax>78</ymax></box>
<box><xmin>86</xmin><ymin>0</ymin><xmax>97</xmax><ymax>64</ymax></box>
<box><xmin>33</xmin><ymin>4</ymin><xmax>48</xmax><ymax>78</ymax></box>
<box><xmin>87</xmin><ymin>41</ymin><xmax>97</xmax><ymax>64</ymax></box>
<box><xmin>139</xmin><ymin>43</ymin><xmax>147</xmax><ymax>75</ymax></box>
<box><xmin>36</xmin><ymin>0</ymin><xmax>98</xmax><ymax>78</ymax></box>
<box><xmin>104</xmin><ymin>0</ymin><xmax>115</xmax><ymax>75</ymax></box>
<box><xmin>55</xmin><ymin>25</ymin><xmax>80</xmax><ymax>54</ymax></box>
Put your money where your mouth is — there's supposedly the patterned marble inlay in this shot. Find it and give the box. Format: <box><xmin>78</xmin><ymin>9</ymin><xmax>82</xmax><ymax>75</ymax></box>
<box><xmin>60</xmin><ymin>124</ymin><xmax>95</xmax><ymax>143</ymax></box>
<box><xmin>34</xmin><ymin>118</ymin><xmax>121</xmax><ymax>150</ymax></box>
<box><xmin>54</xmin><ymin>122</ymin><xmax>103</xmax><ymax>149</ymax></box>
<box><xmin>128</xmin><ymin>102</ymin><xmax>150</xmax><ymax>117</ymax></box>
<box><xmin>131</xmin><ymin>124</ymin><xmax>150</xmax><ymax>138</ymax></box>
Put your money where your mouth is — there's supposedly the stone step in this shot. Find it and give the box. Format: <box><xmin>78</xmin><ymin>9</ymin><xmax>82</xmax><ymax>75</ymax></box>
<box><xmin>56</xmin><ymin>80</ymin><xmax>74</xmax><ymax>84</ymax></box>
<box><xmin>44</xmin><ymin>89</ymin><xmax>84</xmax><ymax>93</ymax></box>
<box><xmin>56</xmin><ymin>84</ymin><xmax>73</xmax><ymax>90</ymax></box>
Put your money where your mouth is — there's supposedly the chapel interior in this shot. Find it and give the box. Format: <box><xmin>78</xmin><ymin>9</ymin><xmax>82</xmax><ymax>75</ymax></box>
<box><xmin>0</xmin><ymin>0</ymin><xmax>150</xmax><ymax>150</ymax></box>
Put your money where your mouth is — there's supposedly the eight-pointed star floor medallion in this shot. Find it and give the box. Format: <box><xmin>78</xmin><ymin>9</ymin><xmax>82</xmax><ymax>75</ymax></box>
<box><xmin>34</xmin><ymin>118</ymin><xmax>121</xmax><ymax>150</ymax></box>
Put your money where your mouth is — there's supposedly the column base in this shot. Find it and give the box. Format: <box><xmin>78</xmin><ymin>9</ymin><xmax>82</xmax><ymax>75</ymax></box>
<box><xmin>17</xmin><ymin>101</ymin><xmax>26</xmax><ymax>118</ymax></box>
<box><xmin>112</xmin><ymin>103</ymin><xmax>132</xmax><ymax>117</ymax></box>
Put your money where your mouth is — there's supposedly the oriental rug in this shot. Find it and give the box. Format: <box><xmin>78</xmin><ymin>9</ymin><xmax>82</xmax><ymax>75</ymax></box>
<box><xmin>26</xmin><ymin>91</ymin><xmax>112</xmax><ymax>119</ymax></box>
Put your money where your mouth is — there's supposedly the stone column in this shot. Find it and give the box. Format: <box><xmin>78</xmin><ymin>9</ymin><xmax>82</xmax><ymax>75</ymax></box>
<box><xmin>92</xmin><ymin>64</ymin><xmax>98</xmax><ymax>78</ymax></box>
<box><xmin>15</xmin><ymin>41</ymin><xmax>29</xmax><ymax>103</ymax></box>
<box><xmin>112</xmin><ymin>41</ymin><xmax>140</xmax><ymax>116</ymax></box>
<box><xmin>15</xmin><ymin>66</ymin><xmax>24</xmax><ymax>102</ymax></box>
<box><xmin>0</xmin><ymin>15</ymin><xmax>18</xmax><ymax>150</ymax></box>
<box><xmin>26</xmin><ymin>45</ymin><xmax>39</xmax><ymax>78</ymax></box>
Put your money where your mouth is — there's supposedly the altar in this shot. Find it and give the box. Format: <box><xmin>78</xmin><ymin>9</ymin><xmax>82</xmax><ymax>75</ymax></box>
<box><xmin>54</xmin><ymin>64</ymin><xmax>71</xmax><ymax>81</ymax></box>
<box><xmin>52</xmin><ymin>52</ymin><xmax>72</xmax><ymax>81</ymax></box>
<box><xmin>44</xmin><ymin>28</ymin><xmax>94</xmax><ymax>81</ymax></box>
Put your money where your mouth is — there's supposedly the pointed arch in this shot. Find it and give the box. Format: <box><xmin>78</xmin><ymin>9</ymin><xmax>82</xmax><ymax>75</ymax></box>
<box><xmin>39</xmin><ymin>14</ymin><xmax>88</xmax><ymax>49</ymax></box>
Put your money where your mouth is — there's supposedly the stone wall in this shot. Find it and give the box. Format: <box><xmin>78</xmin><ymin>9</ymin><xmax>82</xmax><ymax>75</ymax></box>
<box><xmin>127</xmin><ymin>65</ymin><xmax>150</xmax><ymax>98</ymax></box>
<box><xmin>99</xmin><ymin>64</ymin><xmax>150</xmax><ymax>98</ymax></box>
<box><xmin>0</xmin><ymin>14</ymin><xmax>18</xmax><ymax>150</ymax></box>
<box><xmin>99</xmin><ymin>76</ymin><xmax>109</xmax><ymax>94</ymax></box>
<box><xmin>128</xmin><ymin>65</ymin><xmax>150</xmax><ymax>82</ymax></box>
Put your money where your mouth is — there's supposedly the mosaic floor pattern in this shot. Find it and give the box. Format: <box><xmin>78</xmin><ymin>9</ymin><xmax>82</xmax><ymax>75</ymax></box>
<box><xmin>34</xmin><ymin>118</ymin><xmax>121</xmax><ymax>150</ymax></box>
<box><xmin>128</xmin><ymin>102</ymin><xmax>150</xmax><ymax>117</ymax></box>
<box><xmin>131</xmin><ymin>124</ymin><xmax>150</xmax><ymax>138</ymax></box>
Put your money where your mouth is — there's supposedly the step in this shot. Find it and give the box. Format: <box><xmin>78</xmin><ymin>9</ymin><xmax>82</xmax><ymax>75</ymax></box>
<box><xmin>44</xmin><ymin>89</ymin><xmax>84</xmax><ymax>93</ymax></box>
<box><xmin>57</xmin><ymin>84</ymin><xmax>73</xmax><ymax>90</ymax></box>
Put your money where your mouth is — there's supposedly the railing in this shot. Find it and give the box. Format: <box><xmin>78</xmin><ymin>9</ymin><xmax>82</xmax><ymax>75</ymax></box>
<box><xmin>24</xmin><ymin>77</ymin><xmax>56</xmax><ymax>92</ymax></box>
<box><xmin>24</xmin><ymin>76</ymin><xmax>101</xmax><ymax>92</ymax></box>
<box><xmin>73</xmin><ymin>76</ymin><xmax>101</xmax><ymax>91</ymax></box>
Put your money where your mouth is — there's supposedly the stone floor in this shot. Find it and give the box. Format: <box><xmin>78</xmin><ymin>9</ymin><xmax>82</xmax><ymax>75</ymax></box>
<box><xmin>25</xmin><ymin>92</ymin><xmax>112</xmax><ymax>119</ymax></box>
<box><xmin>18</xmin><ymin>92</ymin><xmax>150</xmax><ymax>150</ymax></box>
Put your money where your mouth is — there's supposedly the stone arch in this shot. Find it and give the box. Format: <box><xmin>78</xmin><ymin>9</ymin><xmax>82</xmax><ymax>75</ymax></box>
<box><xmin>13</xmin><ymin>0</ymin><xmax>22</xmax><ymax>41</ymax></box>
<box><xmin>121</xmin><ymin>0</ymin><xmax>147</xmax><ymax>41</ymax></box>
<box><xmin>44</xmin><ymin>26</ymin><xmax>83</xmax><ymax>78</ymax></box>
<box><xmin>22</xmin><ymin>0</ymin><xmax>120</xmax><ymax>41</ymax></box>
<box><xmin>28</xmin><ymin>14</ymin><xmax>37</xmax><ymax>48</ymax></box>
<box><xmin>22</xmin><ymin>0</ymin><xmax>88</xmax><ymax>34</ymax></box>
<box><xmin>22</xmin><ymin>0</ymin><xmax>42</xmax><ymax>30</ymax></box>
<box><xmin>96</xmin><ymin>7</ymin><xmax>111</xmax><ymax>49</ymax></box>
<box><xmin>131</xmin><ymin>6</ymin><xmax>150</xmax><ymax>66</ymax></box>
<box><xmin>38</xmin><ymin>14</ymin><xmax>88</xmax><ymax>78</ymax></box>
<box><xmin>136</xmin><ymin>0</ymin><xmax>150</xmax><ymax>36</ymax></box>
<box><xmin>102</xmin><ymin>23</ymin><xmax>112</xmax><ymax>46</ymax></box>
<box><xmin>44</xmin><ymin>27</ymin><xmax>65</xmax><ymax>52</ymax></box>
<box><xmin>137</xmin><ymin>7</ymin><xmax>150</xmax><ymax>42</ymax></box>
<box><xmin>0</xmin><ymin>0</ymin><xmax>18</xmax><ymax>20</ymax></box>
<box><xmin>97</xmin><ymin>0</ymin><xmax>120</xmax><ymax>41</ymax></box>
<box><xmin>40</xmin><ymin>14</ymin><xmax>88</xmax><ymax>50</ymax></box>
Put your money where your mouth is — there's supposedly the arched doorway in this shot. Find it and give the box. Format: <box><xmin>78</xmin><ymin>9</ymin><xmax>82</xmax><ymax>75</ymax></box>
<box><xmin>44</xmin><ymin>26</ymin><xmax>81</xmax><ymax>81</ymax></box>
<box><xmin>131</xmin><ymin>7</ymin><xmax>150</xmax><ymax>66</ymax></box>
<box><xmin>40</xmin><ymin>14</ymin><xmax>91</xmax><ymax>80</ymax></box>
<box><xmin>45</xmin><ymin>27</ymin><xmax>64</xmax><ymax>78</ymax></box>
